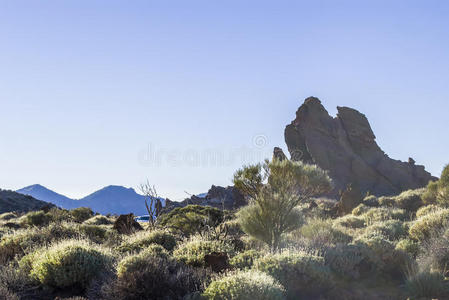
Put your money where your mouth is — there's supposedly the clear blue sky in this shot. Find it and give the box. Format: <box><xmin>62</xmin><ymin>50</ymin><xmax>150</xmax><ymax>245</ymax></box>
<box><xmin>1</xmin><ymin>0</ymin><xmax>448</xmax><ymax>200</ymax></box>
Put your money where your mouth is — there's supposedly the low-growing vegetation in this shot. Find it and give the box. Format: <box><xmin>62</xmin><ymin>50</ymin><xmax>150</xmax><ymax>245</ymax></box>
<box><xmin>0</xmin><ymin>161</ymin><xmax>448</xmax><ymax>299</ymax></box>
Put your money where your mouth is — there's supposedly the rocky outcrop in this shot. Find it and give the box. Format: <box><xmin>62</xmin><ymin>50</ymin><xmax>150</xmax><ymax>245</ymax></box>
<box><xmin>163</xmin><ymin>185</ymin><xmax>246</xmax><ymax>213</ymax></box>
<box><xmin>283</xmin><ymin>97</ymin><xmax>436</xmax><ymax>196</ymax></box>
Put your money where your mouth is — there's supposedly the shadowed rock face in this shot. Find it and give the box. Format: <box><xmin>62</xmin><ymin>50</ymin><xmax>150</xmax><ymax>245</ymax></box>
<box><xmin>284</xmin><ymin>97</ymin><xmax>436</xmax><ymax>196</ymax></box>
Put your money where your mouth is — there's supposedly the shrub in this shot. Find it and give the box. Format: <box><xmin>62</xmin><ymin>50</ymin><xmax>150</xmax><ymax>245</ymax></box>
<box><xmin>0</xmin><ymin>212</ymin><xmax>17</xmax><ymax>221</ymax></box>
<box><xmin>0</xmin><ymin>223</ymin><xmax>78</xmax><ymax>263</ymax></box>
<box><xmin>173</xmin><ymin>238</ymin><xmax>234</xmax><ymax>267</ymax></box>
<box><xmin>421</xmin><ymin>165</ymin><xmax>449</xmax><ymax>206</ymax></box>
<box><xmin>255</xmin><ymin>252</ymin><xmax>332</xmax><ymax>299</ymax></box>
<box><xmin>362</xmin><ymin>195</ymin><xmax>379</xmax><ymax>207</ymax></box>
<box><xmin>78</xmin><ymin>224</ymin><xmax>109</xmax><ymax>243</ymax></box>
<box><xmin>103</xmin><ymin>256</ymin><xmax>204</xmax><ymax>300</ymax></box>
<box><xmin>418</xmin><ymin>228</ymin><xmax>449</xmax><ymax>273</ymax></box>
<box><xmin>325</xmin><ymin>243</ymin><xmax>376</xmax><ymax>279</ymax></box>
<box><xmin>117</xmin><ymin>244</ymin><xmax>170</xmax><ymax>276</ymax></box>
<box><xmin>364</xmin><ymin>220</ymin><xmax>408</xmax><ymax>241</ymax></box>
<box><xmin>295</xmin><ymin>219</ymin><xmax>351</xmax><ymax>248</ymax></box>
<box><xmin>24</xmin><ymin>211</ymin><xmax>51</xmax><ymax>227</ymax></box>
<box><xmin>28</xmin><ymin>239</ymin><xmax>113</xmax><ymax>289</ymax></box>
<box><xmin>234</xmin><ymin>159</ymin><xmax>332</xmax><ymax>252</ymax></box>
<box><xmin>158</xmin><ymin>205</ymin><xmax>224</xmax><ymax>237</ymax></box>
<box><xmin>333</xmin><ymin>215</ymin><xmax>365</xmax><ymax>229</ymax></box>
<box><xmin>395</xmin><ymin>239</ymin><xmax>419</xmax><ymax>258</ymax></box>
<box><xmin>0</xmin><ymin>284</ymin><xmax>19</xmax><ymax>300</ymax></box>
<box><xmin>203</xmin><ymin>270</ymin><xmax>285</xmax><ymax>300</ymax></box>
<box><xmin>84</xmin><ymin>215</ymin><xmax>113</xmax><ymax>225</ymax></box>
<box><xmin>378</xmin><ymin>196</ymin><xmax>395</xmax><ymax>207</ymax></box>
<box><xmin>229</xmin><ymin>250</ymin><xmax>262</xmax><ymax>270</ymax></box>
<box><xmin>46</xmin><ymin>208</ymin><xmax>74</xmax><ymax>223</ymax></box>
<box><xmin>351</xmin><ymin>204</ymin><xmax>370</xmax><ymax>216</ymax></box>
<box><xmin>405</xmin><ymin>267</ymin><xmax>449</xmax><ymax>298</ymax></box>
<box><xmin>416</xmin><ymin>204</ymin><xmax>441</xmax><ymax>218</ymax></box>
<box><xmin>359</xmin><ymin>207</ymin><xmax>407</xmax><ymax>224</ymax></box>
<box><xmin>394</xmin><ymin>189</ymin><xmax>425</xmax><ymax>211</ymax></box>
<box><xmin>354</xmin><ymin>233</ymin><xmax>409</xmax><ymax>277</ymax></box>
<box><xmin>70</xmin><ymin>207</ymin><xmax>94</xmax><ymax>223</ymax></box>
<box><xmin>422</xmin><ymin>181</ymin><xmax>438</xmax><ymax>204</ymax></box>
<box><xmin>409</xmin><ymin>209</ymin><xmax>449</xmax><ymax>241</ymax></box>
<box><xmin>118</xmin><ymin>229</ymin><xmax>177</xmax><ymax>253</ymax></box>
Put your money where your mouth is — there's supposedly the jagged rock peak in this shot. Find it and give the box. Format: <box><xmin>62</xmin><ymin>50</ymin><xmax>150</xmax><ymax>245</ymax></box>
<box><xmin>284</xmin><ymin>97</ymin><xmax>436</xmax><ymax>196</ymax></box>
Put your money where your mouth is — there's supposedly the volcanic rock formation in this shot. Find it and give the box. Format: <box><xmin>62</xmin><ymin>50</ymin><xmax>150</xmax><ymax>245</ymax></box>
<box><xmin>283</xmin><ymin>97</ymin><xmax>436</xmax><ymax>196</ymax></box>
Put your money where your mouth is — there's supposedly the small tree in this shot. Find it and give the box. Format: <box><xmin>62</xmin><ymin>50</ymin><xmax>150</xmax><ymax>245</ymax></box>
<box><xmin>234</xmin><ymin>159</ymin><xmax>332</xmax><ymax>252</ymax></box>
<box><xmin>139</xmin><ymin>180</ymin><xmax>163</xmax><ymax>228</ymax></box>
<box><xmin>422</xmin><ymin>164</ymin><xmax>449</xmax><ymax>206</ymax></box>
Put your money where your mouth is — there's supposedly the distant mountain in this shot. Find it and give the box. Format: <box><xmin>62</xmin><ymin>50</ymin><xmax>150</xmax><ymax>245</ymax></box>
<box><xmin>17</xmin><ymin>185</ymin><xmax>164</xmax><ymax>216</ymax></box>
<box><xmin>17</xmin><ymin>184</ymin><xmax>74</xmax><ymax>208</ymax></box>
<box><xmin>0</xmin><ymin>189</ymin><xmax>54</xmax><ymax>214</ymax></box>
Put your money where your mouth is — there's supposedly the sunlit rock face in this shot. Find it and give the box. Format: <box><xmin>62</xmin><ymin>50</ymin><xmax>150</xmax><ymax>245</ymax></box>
<box><xmin>284</xmin><ymin>97</ymin><xmax>436</xmax><ymax>196</ymax></box>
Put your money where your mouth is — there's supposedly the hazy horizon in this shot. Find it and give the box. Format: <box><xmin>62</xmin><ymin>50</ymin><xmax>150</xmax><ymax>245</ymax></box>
<box><xmin>1</xmin><ymin>1</ymin><xmax>448</xmax><ymax>200</ymax></box>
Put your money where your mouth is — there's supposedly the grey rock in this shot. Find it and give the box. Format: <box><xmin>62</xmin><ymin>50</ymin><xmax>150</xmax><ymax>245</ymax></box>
<box><xmin>284</xmin><ymin>97</ymin><xmax>437</xmax><ymax>196</ymax></box>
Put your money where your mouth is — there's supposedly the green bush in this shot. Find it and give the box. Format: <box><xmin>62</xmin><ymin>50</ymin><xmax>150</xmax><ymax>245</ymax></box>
<box><xmin>0</xmin><ymin>223</ymin><xmax>78</xmax><ymax>263</ymax></box>
<box><xmin>28</xmin><ymin>240</ymin><xmax>113</xmax><ymax>289</ymax></box>
<box><xmin>354</xmin><ymin>233</ymin><xmax>409</xmax><ymax>277</ymax></box>
<box><xmin>0</xmin><ymin>212</ymin><xmax>17</xmax><ymax>221</ymax></box>
<box><xmin>203</xmin><ymin>270</ymin><xmax>285</xmax><ymax>300</ymax></box>
<box><xmin>46</xmin><ymin>208</ymin><xmax>74</xmax><ymax>223</ymax></box>
<box><xmin>158</xmin><ymin>205</ymin><xmax>224</xmax><ymax>237</ymax></box>
<box><xmin>416</xmin><ymin>204</ymin><xmax>441</xmax><ymax>218</ymax></box>
<box><xmin>234</xmin><ymin>159</ymin><xmax>332</xmax><ymax>252</ymax></box>
<box><xmin>118</xmin><ymin>229</ymin><xmax>177</xmax><ymax>253</ymax></box>
<box><xmin>405</xmin><ymin>268</ymin><xmax>449</xmax><ymax>298</ymax></box>
<box><xmin>362</xmin><ymin>195</ymin><xmax>379</xmax><ymax>207</ymax></box>
<box><xmin>378</xmin><ymin>196</ymin><xmax>395</xmax><ymax>207</ymax></box>
<box><xmin>333</xmin><ymin>215</ymin><xmax>365</xmax><ymax>229</ymax></box>
<box><xmin>296</xmin><ymin>219</ymin><xmax>352</xmax><ymax>248</ymax></box>
<box><xmin>395</xmin><ymin>239</ymin><xmax>419</xmax><ymax>258</ymax></box>
<box><xmin>422</xmin><ymin>181</ymin><xmax>439</xmax><ymax>204</ymax></box>
<box><xmin>78</xmin><ymin>224</ymin><xmax>108</xmax><ymax>243</ymax></box>
<box><xmin>394</xmin><ymin>189</ymin><xmax>425</xmax><ymax>211</ymax></box>
<box><xmin>70</xmin><ymin>207</ymin><xmax>94</xmax><ymax>223</ymax></box>
<box><xmin>84</xmin><ymin>215</ymin><xmax>113</xmax><ymax>225</ymax></box>
<box><xmin>359</xmin><ymin>207</ymin><xmax>407</xmax><ymax>224</ymax></box>
<box><xmin>103</xmin><ymin>256</ymin><xmax>204</xmax><ymax>300</ymax></box>
<box><xmin>173</xmin><ymin>238</ymin><xmax>234</xmax><ymax>267</ymax></box>
<box><xmin>229</xmin><ymin>250</ymin><xmax>262</xmax><ymax>270</ymax></box>
<box><xmin>117</xmin><ymin>244</ymin><xmax>170</xmax><ymax>276</ymax></box>
<box><xmin>363</xmin><ymin>220</ymin><xmax>408</xmax><ymax>241</ymax></box>
<box><xmin>409</xmin><ymin>209</ymin><xmax>449</xmax><ymax>241</ymax></box>
<box><xmin>255</xmin><ymin>252</ymin><xmax>332</xmax><ymax>299</ymax></box>
<box><xmin>351</xmin><ymin>204</ymin><xmax>370</xmax><ymax>216</ymax></box>
<box><xmin>421</xmin><ymin>165</ymin><xmax>449</xmax><ymax>206</ymax></box>
<box><xmin>418</xmin><ymin>228</ymin><xmax>449</xmax><ymax>273</ymax></box>
<box><xmin>24</xmin><ymin>211</ymin><xmax>51</xmax><ymax>227</ymax></box>
<box><xmin>325</xmin><ymin>243</ymin><xmax>377</xmax><ymax>279</ymax></box>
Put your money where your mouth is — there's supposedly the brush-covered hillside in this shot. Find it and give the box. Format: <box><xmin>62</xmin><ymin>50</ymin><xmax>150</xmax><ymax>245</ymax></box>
<box><xmin>0</xmin><ymin>160</ymin><xmax>448</xmax><ymax>300</ymax></box>
<box><xmin>0</xmin><ymin>189</ymin><xmax>54</xmax><ymax>214</ymax></box>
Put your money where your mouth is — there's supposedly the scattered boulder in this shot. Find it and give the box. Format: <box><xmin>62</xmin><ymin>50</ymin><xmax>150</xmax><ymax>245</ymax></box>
<box><xmin>273</xmin><ymin>147</ymin><xmax>287</xmax><ymax>161</ymax></box>
<box><xmin>204</xmin><ymin>252</ymin><xmax>229</xmax><ymax>272</ymax></box>
<box><xmin>284</xmin><ymin>97</ymin><xmax>437</xmax><ymax>196</ymax></box>
<box><xmin>163</xmin><ymin>185</ymin><xmax>246</xmax><ymax>213</ymax></box>
<box><xmin>113</xmin><ymin>214</ymin><xmax>143</xmax><ymax>234</ymax></box>
<box><xmin>337</xmin><ymin>184</ymin><xmax>363</xmax><ymax>216</ymax></box>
